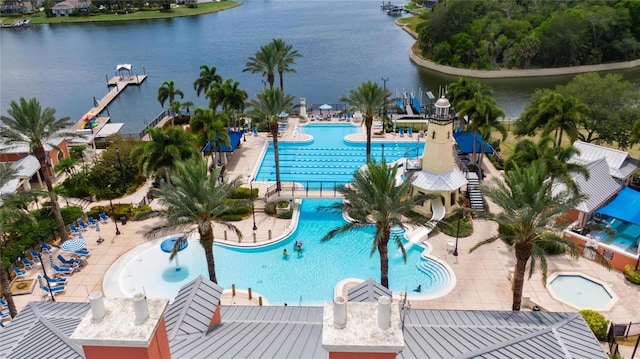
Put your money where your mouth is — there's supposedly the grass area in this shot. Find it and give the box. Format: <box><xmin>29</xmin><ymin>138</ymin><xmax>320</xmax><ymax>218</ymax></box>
<box><xmin>1</xmin><ymin>2</ymin><xmax>240</xmax><ymax>25</ymax></box>
<box><xmin>397</xmin><ymin>16</ymin><xmax>422</xmax><ymax>32</ymax></box>
<box><xmin>439</xmin><ymin>215</ymin><xmax>474</xmax><ymax>238</ymax></box>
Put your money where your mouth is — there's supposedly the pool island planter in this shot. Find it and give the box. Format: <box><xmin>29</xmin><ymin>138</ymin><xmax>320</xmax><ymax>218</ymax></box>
<box><xmin>546</xmin><ymin>272</ymin><xmax>618</xmax><ymax>312</ymax></box>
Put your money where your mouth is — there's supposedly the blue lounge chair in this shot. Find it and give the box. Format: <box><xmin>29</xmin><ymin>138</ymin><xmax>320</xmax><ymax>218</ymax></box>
<box><xmin>12</xmin><ymin>267</ymin><xmax>26</xmax><ymax>279</ymax></box>
<box><xmin>99</xmin><ymin>212</ymin><xmax>109</xmax><ymax>223</ymax></box>
<box><xmin>21</xmin><ymin>257</ymin><xmax>34</xmax><ymax>269</ymax></box>
<box><xmin>50</xmin><ymin>263</ymin><xmax>74</xmax><ymax>275</ymax></box>
<box><xmin>399</xmin><ymin>127</ymin><xmax>404</xmax><ymax>137</ymax></box>
<box><xmin>56</xmin><ymin>255</ymin><xmax>79</xmax><ymax>267</ymax></box>
<box><xmin>407</xmin><ymin>127</ymin><xmax>413</xmax><ymax>137</ymax></box>
<box><xmin>30</xmin><ymin>250</ymin><xmax>42</xmax><ymax>263</ymax></box>
<box><xmin>74</xmin><ymin>249</ymin><xmax>91</xmax><ymax>257</ymax></box>
<box><xmin>87</xmin><ymin>217</ymin><xmax>98</xmax><ymax>227</ymax></box>
<box><xmin>69</xmin><ymin>225</ymin><xmax>81</xmax><ymax>235</ymax></box>
<box><xmin>44</xmin><ymin>274</ymin><xmax>67</xmax><ymax>284</ymax></box>
<box><xmin>38</xmin><ymin>276</ymin><xmax>66</xmax><ymax>295</ymax></box>
<box><xmin>0</xmin><ymin>298</ymin><xmax>7</xmax><ymax>309</ymax></box>
<box><xmin>77</xmin><ymin>220</ymin><xmax>89</xmax><ymax>231</ymax></box>
<box><xmin>0</xmin><ymin>310</ymin><xmax>10</xmax><ymax>319</ymax></box>
<box><xmin>252</xmin><ymin>127</ymin><xmax>258</xmax><ymax>136</ymax></box>
<box><xmin>41</xmin><ymin>242</ymin><xmax>52</xmax><ymax>253</ymax></box>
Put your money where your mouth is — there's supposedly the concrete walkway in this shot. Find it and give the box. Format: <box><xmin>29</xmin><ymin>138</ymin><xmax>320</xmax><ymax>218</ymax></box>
<box><xmin>8</xmin><ymin>119</ymin><xmax>639</xmax><ymax>356</ymax></box>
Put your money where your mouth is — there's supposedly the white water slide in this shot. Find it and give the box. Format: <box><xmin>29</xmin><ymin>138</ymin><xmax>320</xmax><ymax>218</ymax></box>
<box><xmin>404</xmin><ymin>199</ymin><xmax>446</xmax><ymax>249</ymax></box>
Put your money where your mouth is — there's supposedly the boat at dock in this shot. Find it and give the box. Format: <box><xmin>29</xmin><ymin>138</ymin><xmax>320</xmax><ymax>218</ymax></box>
<box><xmin>386</xmin><ymin>5</ymin><xmax>404</xmax><ymax>16</ymax></box>
<box><xmin>1</xmin><ymin>19</ymin><xmax>30</xmax><ymax>28</ymax></box>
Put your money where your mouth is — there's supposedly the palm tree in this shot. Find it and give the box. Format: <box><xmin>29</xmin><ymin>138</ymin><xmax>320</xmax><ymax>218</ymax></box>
<box><xmin>446</xmin><ymin>76</ymin><xmax>493</xmax><ymax>109</ymax></box>
<box><xmin>321</xmin><ymin>160</ymin><xmax>434</xmax><ymax>288</ymax></box>
<box><xmin>219</xmin><ymin>79</ymin><xmax>248</xmax><ymax>129</ymax></box>
<box><xmin>528</xmin><ymin>91</ymin><xmax>586</xmax><ymax>147</ymax></box>
<box><xmin>246</xmin><ymin>88</ymin><xmax>294</xmax><ymax>191</ymax></box>
<box><xmin>243</xmin><ymin>43</ymin><xmax>279</xmax><ymax>89</ymax></box>
<box><xmin>139</xmin><ymin>156</ymin><xmax>245</xmax><ymax>283</ymax></box>
<box><xmin>1</xmin><ymin>98</ymin><xmax>80</xmax><ymax>242</ymax></box>
<box><xmin>157</xmin><ymin>80</ymin><xmax>184</xmax><ymax>110</ymax></box>
<box><xmin>271</xmin><ymin>38</ymin><xmax>302</xmax><ymax>91</ymax></box>
<box><xmin>190</xmin><ymin>108</ymin><xmax>230</xmax><ymax>169</ymax></box>
<box><xmin>506</xmin><ymin>136</ymin><xmax>590</xmax><ymax>192</ymax></box>
<box><xmin>470</xmin><ymin>161</ymin><xmax>609</xmax><ymax>310</ymax></box>
<box><xmin>130</xmin><ymin>126</ymin><xmax>197</xmax><ymax>184</ymax></box>
<box><xmin>193</xmin><ymin>65</ymin><xmax>222</xmax><ymax>98</ymax></box>
<box><xmin>456</xmin><ymin>91</ymin><xmax>506</xmax><ymax>166</ymax></box>
<box><xmin>339</xmin><ymin>81</ymin><xmax>392</xmax><ymax>162</ymax></box>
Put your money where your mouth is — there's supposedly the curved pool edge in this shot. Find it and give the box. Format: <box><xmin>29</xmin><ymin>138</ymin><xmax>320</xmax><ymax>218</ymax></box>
<box><xmin>546</xmin><ymin>271</ymin><xmax>619</xmax><ymax>312</ymax></box>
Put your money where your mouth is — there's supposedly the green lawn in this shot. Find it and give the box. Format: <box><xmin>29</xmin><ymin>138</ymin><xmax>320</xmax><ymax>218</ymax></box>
<box><xmin>2</xmin><ymin>2</ymin><xmax>240</xmax><ymax>25</ymax></box>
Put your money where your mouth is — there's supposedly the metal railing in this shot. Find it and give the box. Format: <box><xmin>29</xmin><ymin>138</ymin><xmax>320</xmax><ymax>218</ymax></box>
<box><xmin>264</xmin><ymin>181</ymin><xmax>348</xmax><ymax>202</ymax></box>
<box><xmin>123</xmin><ymin>109</ymin><xmax>169</xmax><ymax>139</ymax></box>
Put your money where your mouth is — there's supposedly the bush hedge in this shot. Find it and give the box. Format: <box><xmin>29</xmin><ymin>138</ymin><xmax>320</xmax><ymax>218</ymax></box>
<box><xmin>229</xmin><ymin>187</ymin><xmax>258</xmax><ymax>199</ymax></box>
<box><xmin>624</xmin><ymin>265</ymin><xmax>640</xmax><ymax>285</ymax></box>
<box><xmin>265</xmin><ymin>202</ymin><xmax>276</xmax><ymax>215</ymax></box>
<box><xmin>220</xmin><ymin>214</ymin><xmax>243</xmax><ymax>221</ymax></box>
<box><xmin>277</xmin><ymin>210</ymin><xmax>293</xmax><ymax>219</ymax></box>
<box><xmin>580</xmin><ymin>309</ymin><xmax>609</xmax><ymax>341</ymax></box>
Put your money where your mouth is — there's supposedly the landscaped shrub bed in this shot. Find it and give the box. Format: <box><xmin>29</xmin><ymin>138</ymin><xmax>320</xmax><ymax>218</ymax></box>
<box><xmin>580</xmin><ymin>309</ymin><xmax>609</xmax><ymax>341</ymax></box>
<box><xmin>624</xmin><ymin>265</ymin><xmax>640</xmax><ymax>285</ymax></box>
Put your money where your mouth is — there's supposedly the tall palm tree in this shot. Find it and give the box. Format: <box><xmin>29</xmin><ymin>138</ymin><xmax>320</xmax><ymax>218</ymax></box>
<box><xmin>271</xmin><ymin>38</ymin><xmax>302</xmax><ymax>91</ymax></box>
<box><xmin>1</xmin><ymin>98</ymin><xmax>80</xmax><ymax>242</ymax></box>
<box><xmin>528</xmin><ymin>91</ymin><xmax>586</xmax><ymax>147</ymax></box>
<box><xmin>130</xmin><ymin>126</ymin><xmax>197</xmax><ymax>184</ymax></box>
<box><xmin>246</xmin><ymin>88</ymin><xmax>294</xmax><ymax>192</ymax></box>
<box><xmin>470</xmin><ymin>161</ymin><xmax>609</xmax><ymax>310</ymax></box>
<box><xmin>321</xmin><ymin>160</ymin><xmax>434</xmax><ymax>288</ymax></box>
<box><xmin>456</xmin><ymin>91</ymin><xmax>506</xmax><ymax>166</ymax></box>
<box><xmin>219</xmin><ymin>79</ymin><xmax>248</xmax><ymax>129</ymax></box>
<box><xmin>157</xmin><ymin>80</ymin><xmax>184</xmax><ymax>110</ymax></box>
<box><xmin>190</xmin><ymin>108</ymin><xmax>230</xmax><ymax>169</ymax></box>
<box><xmin>446</xmin><ymin>77</ymin><xmax>494</xmax><ymax>130</ymax></box>
<box><xmin>243</xmin><ymin>43</ymin><xmax>279</xmax><ymax>89</ymax></box>
<box><xmin>193</xmin><ymin>65</ymin><xmax>222</xmax><ymax>98</ymax></box>
<box><xmin>506</xmin><ymin>136</ymin><xmax>590</xmax><ymax>192</ymax></box>
<box><xmin>339</xmin><ymin>81</ymin><xmax>392</xmax><ymax>162</ymax></box>
<box><xmin>139</xmin><ymin>156</ymin><xmax>245</xmax><ymax>283</ymax></box>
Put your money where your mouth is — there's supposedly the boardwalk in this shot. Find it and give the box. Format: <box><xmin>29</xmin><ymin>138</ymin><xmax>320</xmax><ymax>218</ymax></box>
<box><xmin>72</xmin><ymin>75</ymin><xmax>147</xmax><ymax>131</ymax></box>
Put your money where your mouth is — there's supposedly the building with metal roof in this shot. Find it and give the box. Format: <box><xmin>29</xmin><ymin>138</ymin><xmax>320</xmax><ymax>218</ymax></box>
<box><xmin>347</xmin><ymin>278</ymin><xmax>392</xmax><ymax>303</ymax></box>
<box><xmin>571</xmin><ymin>141</ymin><xmax>640</xmax><ymax>184</ymax></box>
<box><xmin>0</xmin><ymin>276</ymin><xmax>607</xmax><ymax>359</ymax></box>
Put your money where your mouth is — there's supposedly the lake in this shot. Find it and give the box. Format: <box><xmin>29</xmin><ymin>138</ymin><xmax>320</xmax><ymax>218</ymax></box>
<box><xmin>2</xmin><ymin>0</ymin><xmax>639</xmax><ymax>134</ymax></box>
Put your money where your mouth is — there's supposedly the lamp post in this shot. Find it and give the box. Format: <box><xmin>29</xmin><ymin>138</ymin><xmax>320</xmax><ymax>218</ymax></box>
<box><xmin>36</xmin><ymin>252</ymin><xmax>55</xmax><ymax>302</ymax></box>
<box><xmin>249</xmin><ymin>179</ymin><xmax>257</xmax><ymax>231</ymax></box>
<box><xmin>107</xmin><ymin>185</ymin><xmax>121</xmax><ymax>235</ymax></box>
<box><xmin>381</xmin><ymin>76</ymin><xmax>389</xmax><ymax>116</ymax></box>
<box><xmin>453</xmin><ymin>211</ymin><xmax>463</xmax><ymax>257</ymax></box>
<box><xmin>115</xmin><ymin>147</ymin><xmax>125</xmax><ymax>192</ymax></box>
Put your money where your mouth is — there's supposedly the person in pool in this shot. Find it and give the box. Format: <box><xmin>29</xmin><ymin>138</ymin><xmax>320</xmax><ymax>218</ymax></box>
<box><xmin>283</xmin><ymin>249</ymin><xmax>289</xmax><ymax>258</ymax></box>
<box><xmin>296</xmin><ymin>242</ymin><xmax>303</xmax><ymax>252</ymax></box>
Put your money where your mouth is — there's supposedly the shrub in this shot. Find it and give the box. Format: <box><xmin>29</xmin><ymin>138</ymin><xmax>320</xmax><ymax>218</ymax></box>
<box><xmin>131</xmin><ymin>205</ymin><xmax>152</xmax><ymax>221</ymax></box>
<box><xmin>580</xmin><ymin>309</ymin><xmax>609</xmax><ymax>341</ymax></box>
<box><xmin>538</xmin><ymin>241</ymin><xmax>567</xmax><ymax>255</ymax></box>
<box><xmin>277</xmin><ymin>201</ymin><xmax>290</xmax><ymax>209</ymax></box>
<box><xmin>220</xmin><ymin>214</ymin><xmax>243</xmax><ymax>221</ymax></box>
<box><xmin>230</xmin><ymin>187</ymin><xmax>258</xmax><ymax>199</ymax></box>
<box><xmin>265</xmin><ymin>202</ymin><xmax>276</xmax><ymax>215</ymax></box>
<box><xmin>277</xmin><ymin>210</ymin><xmax>293</xmax><ymax>219</ymax></box>
<box><xmin>624</xmin><ymin>265</ymin><xmax>640</xmax><ymax>285</ymax></box>
<box><xmin>60</xmin><ymin>206</ymin><xmax>84</xmax><ymax>225</ymax></box>
<box><xmin>440</xmin><ymin>215</ymin><xmax>473</xmax><ymax>238</ymax></box>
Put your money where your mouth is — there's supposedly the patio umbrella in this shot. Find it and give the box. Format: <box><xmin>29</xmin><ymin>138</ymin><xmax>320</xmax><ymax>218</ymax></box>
<box><xmin>278</xmin><ymin>112</ymin><xmax>289</xmax><ymax>118</ymax></box>
<box><xmin>77</xmin><ymin>230</ymin><xmax>84</xmax><ymax>240</ymax></box>
<box><xmin>319</xmin><ymin>104</ymin><xmax>332</xmax><ymax>110</ymax></box>
<box><xmin>160</xmin><ymin>236</ymin><xmax>188</xmax><ymax>269</ymax></box>
<box><xmin>61</xmin><ymin>238</ymin><xmax>87</xmax><ymax>252</ymax></box>
<box><xmin>95</xmin><ymin>222</ymin><xmax>100</xmax><ymax>232</ymax></box>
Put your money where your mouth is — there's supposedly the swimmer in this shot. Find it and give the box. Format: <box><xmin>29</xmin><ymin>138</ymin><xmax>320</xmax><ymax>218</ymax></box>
<box><xmin>283</xmin><ymin>249</ymin><xmax>289</xmax><ymax>258</ymax></box>
<box><xmin>414</xmin><ymin>285</ymin><xmax>422</xmax><ymax>293</ymax></box>
<box><xmin>296</xmin><ymin>242</ymin><xmax>303</xmax><ymax>252</ymax></box>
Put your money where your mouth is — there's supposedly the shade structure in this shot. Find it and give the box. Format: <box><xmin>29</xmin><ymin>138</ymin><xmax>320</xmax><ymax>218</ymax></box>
<box><xmin>319</xmin><ymin>104</ymin><xmax>332</xmax><ymax>110</ymax></box>
<box><xmin>95</xmin><ymin>222</ymin><xmax>100</xmax><ymax>232</ymax></box>
<box><xmin>60</xmin><ymin>238</ymin><xmax>86</xmax><ymax>252</ymax></box>
<box><xmin>160</xmin><ymin>236</ymin><xmax>188</xmax><ymax>269</ymax></box>
<box><xmin>278</xmin><ymin>112</ymin><xmax>289</xmax><ymax>118</ymax></box>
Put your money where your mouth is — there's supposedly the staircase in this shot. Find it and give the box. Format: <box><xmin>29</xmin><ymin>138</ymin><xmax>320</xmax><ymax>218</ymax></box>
<box><xmin>466</xmin><ymin>172</ymin><xmax>485</xmax><ymax>211</ymax></box>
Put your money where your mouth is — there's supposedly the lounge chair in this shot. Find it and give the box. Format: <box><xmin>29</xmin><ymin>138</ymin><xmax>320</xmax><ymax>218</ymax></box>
<box><xmin>399</xmin><ymin>127</ymin><xmax>405</xmax><ymax>137</ymax></box>
<box><xmin>44</xmin><ymin>274</ymin><xmax>68</xmax><ymax>284</ymax></box>
<box><xmin>0</xmin><ymin>310</ymin><xmax>10</xmax><ymax>319</ymax></box>
<box><xmin>74</xmin><ymin>249</ymin><xmax>91</xmax><ymax>257</ymax></box>
<box><xmin>21</xmin><ymin>257</ymin><xmax>34</xmax><ymax>269</ymax></box>
<box><xmin>30</xmin><ymin>250</ymin><xmax>41</xmax><ymax>263</ymax></box>
<box><xmin>87</xmin><ymin>217</ymin><xmax>98</xmax><ymax>227</ymax></box>
<box><xmin>99</xmin><ymin>212</ymin><xmax>109</xmax><ymax>223</ymax></box>
<box><xmin>252</xmin><ymin>127</ymin><xmax>258</xmax><ymax>136</ymax></box>
<box><xmin>407</xmin><ymin>127</ymin><xmax>413</xmax><ymax>137</ymax></box>
<box><xmin>0</xmin><ymin>298</ymin><xmax>7</xmax><ymax>309</ymax></box>
<box><xmin>56</xmin><ymin>255</ymin><xmax>79</xmax><ymax>267</ymax></box>
<box><xmin>12</xmin><ymin>267</ymin><xmax>26</xmax><ymax>279</ymax></box>
<box><xmin>40</xmin><ymin>242</ymin><xmax>52</xmax><ymax>253</ymax></box>
<box><xmin>69</xmin><ymin>225</ymin><xmax>81</xmax><ymax>235</ymax></box>
<box><xmin>77</xmin><ymin>220</ymin><xmax>89</xmax><ymax>231</ymax></box>
<box><xmin>50</xmin><ymin>263</ymin><xmax>74</xmax><ymax>276</ymax></box>
<box><xmin>38</xmin><ymin>276</ymin><xmax>66</xmax><ymax>295</ymax></box>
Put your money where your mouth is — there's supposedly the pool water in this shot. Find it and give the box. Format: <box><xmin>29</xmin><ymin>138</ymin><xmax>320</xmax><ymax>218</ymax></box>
<box><xmin>548</xmin><ymin>274</ymin><xmax>616</xmax><ymax>311</ymax></box>
<box><xmin>255</xmin><ymin>124</ymin><xmax>424</xmax><ymax>185</ymax></box>
<box><xmin>589</xmin><ymin>217</ymin><xmax>640</xmax><ymax>254</ymax></box>
<box><xmin>105</xmin><ymin>199</ymin><xmax>454</xmax><ymax>305</ymax></box>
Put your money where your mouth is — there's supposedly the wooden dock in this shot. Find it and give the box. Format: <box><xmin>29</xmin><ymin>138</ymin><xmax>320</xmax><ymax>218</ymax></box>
<box><xmin>72</xmin><ymin>74</ymin><xmax>147</xmax><ymax>132</ymax></box>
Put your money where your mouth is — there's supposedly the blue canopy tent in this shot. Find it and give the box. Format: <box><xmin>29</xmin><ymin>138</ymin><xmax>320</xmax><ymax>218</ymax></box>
<box><xmin>203</xmin><ymin>130</ymin><xmax>243</xmax><ymax>153</ymax></box>
<box><xmin>453</xmin><ymin>130</ymin><xmax>494</xmax><ymax>155</ymax></box>
<box><xmin>596</xmin><ymin>187</ymin><xmax>640</xmax><ymax>226</ymax></box>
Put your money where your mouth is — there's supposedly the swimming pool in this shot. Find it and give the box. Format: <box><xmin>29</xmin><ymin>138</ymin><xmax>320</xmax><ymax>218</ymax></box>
<box><xmin>104</xmin><ymin>199</ymin><xmax>455</xmax><ymax>305</ymax></box>
<box><xmin>547</xmin><ymin>272</ymin><xmax>617</xmax><ymax>311</ymax></box>
<box><xmin>589</xmin><ymin>216</ymin><xmax>640</xmax><ymax>254</ymax></box>
<box><xmin>255</xmin><ymin>124</ymin><xmax>424</xmax><ymax>185</ymax></box>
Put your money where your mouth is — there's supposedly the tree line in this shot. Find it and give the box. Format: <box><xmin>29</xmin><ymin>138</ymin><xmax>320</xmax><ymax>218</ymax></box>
<box><xmin>417</xmin><ymin>0</ymin><xmax>640</xmax><ymax>69</ymax></box>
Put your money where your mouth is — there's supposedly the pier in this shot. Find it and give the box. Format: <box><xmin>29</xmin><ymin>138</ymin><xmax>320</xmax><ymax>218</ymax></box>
<box><xmin>72</xmin><ymin>70</ymin><xmax>147</xmax><ymax>133</ymax></box>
